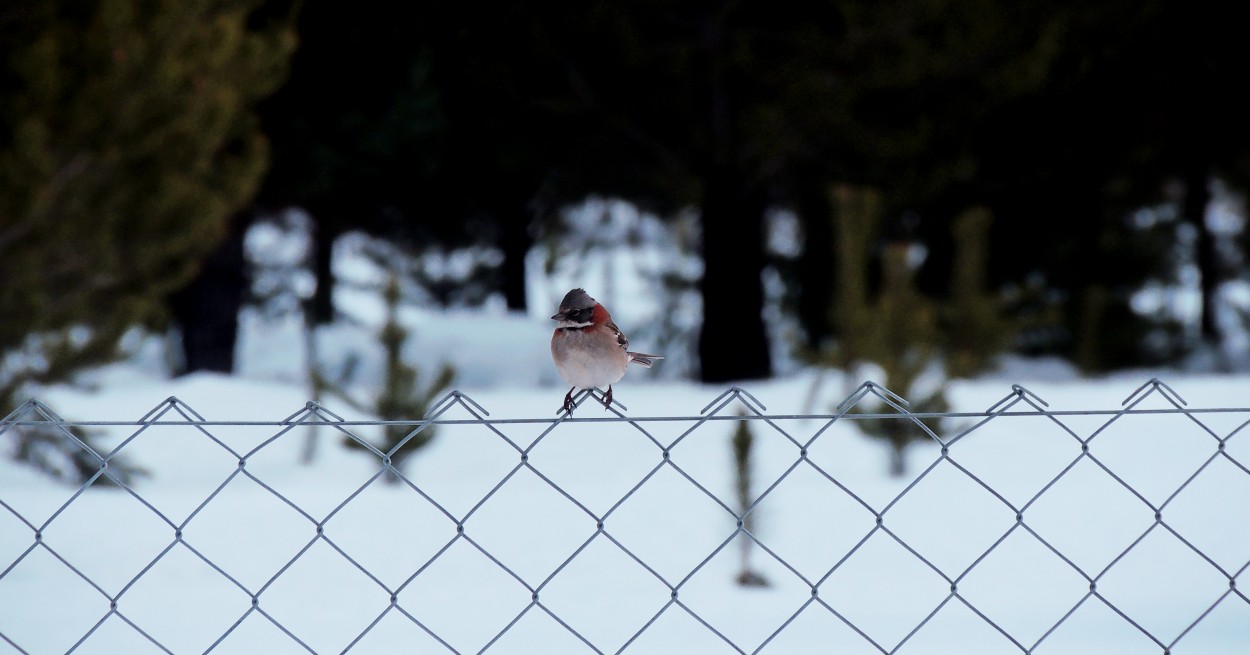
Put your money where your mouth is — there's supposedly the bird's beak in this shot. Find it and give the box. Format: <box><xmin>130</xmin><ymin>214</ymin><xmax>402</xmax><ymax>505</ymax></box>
<box><xmin>551</xmin><ymin>311</ymin><xmax>566</xmax><ymax>321</ymax></box>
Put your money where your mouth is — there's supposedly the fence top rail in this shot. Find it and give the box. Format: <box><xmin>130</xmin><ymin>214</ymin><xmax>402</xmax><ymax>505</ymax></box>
<box><xmin>3</xmin><ymin>378</ymin><xmax>1246</xmax><ymax>428</ymax></box>
<box><xmin>2</xmin><ymin>406</ymin><xmax>1250</xmax><ymax>428</ymax></box>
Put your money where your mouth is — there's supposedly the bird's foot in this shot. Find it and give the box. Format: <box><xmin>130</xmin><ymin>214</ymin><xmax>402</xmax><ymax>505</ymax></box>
<box><xmin>559</xmin><ymin>387</ymin><xmax>576</xmax><ymax>416</ymax></box>
<box><xmin>601</xmin><ymin>386</ymin><xmax>613</xmax><ymax>409</ymax></box>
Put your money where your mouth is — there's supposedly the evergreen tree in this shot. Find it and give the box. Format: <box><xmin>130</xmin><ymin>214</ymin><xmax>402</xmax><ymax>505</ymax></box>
<box><xmin>0</xmin><ymin>0</ymin><xmax>295</xmax><ymax>481</ymax></box>
<box><xmin>811</xmin><ymin>186</ymin><xmax>1003</xmax><ymax>476</ymax></box>
<box><xmin>943</xmin><ymin>207</ymin><xmax>1015</xmax><ymax>378</ymax></box>
<box><xmin>855</xmin><ymin>239</ymin><xmax>952</xmax><ymax>477</ymax></box>
<box><xmin>775</xmin><ymin>0</ymin><xmax>1082</xmax><ymax>361</ymax></box>
<box><xmin>315</xmin><ymin>270</ymin><xmax>454</xmax><ymax>482</ymax></box>
<box><xmin>936</xmin><ymin>1</ymin><xmax>1250</xmax><ymax>368</ymax></box>
<box><xmin>1099</xmin><ymin>1</ymin><xmax>1249</xmax><ymax>351</ymax></box>
<box><xmin>253</xmin><ymin>0</ymin><xmax>448</xmax><ymax>325</ymax></box>
<box><xmin>731</xmin><ymin>415</ymin><xmax>769</xmax><ymax>587</ymax></box>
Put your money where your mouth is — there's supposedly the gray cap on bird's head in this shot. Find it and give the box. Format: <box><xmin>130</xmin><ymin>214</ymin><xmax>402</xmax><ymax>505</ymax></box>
<box><xmin>558</xmin><ymin>288</ymin><xmax>595</xmax><ymax>311</ymax></box>
<box><xmin>552</xmin><ymin>288</ymin><xmax>597</xmax><ymax>323</ymax></box>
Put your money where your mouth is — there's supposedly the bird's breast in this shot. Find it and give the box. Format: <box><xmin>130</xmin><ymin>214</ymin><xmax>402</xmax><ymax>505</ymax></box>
<box><xmin>551</xmin><ymin>329</ymin><xmax>629</xmax><ymax>389</ymax></box>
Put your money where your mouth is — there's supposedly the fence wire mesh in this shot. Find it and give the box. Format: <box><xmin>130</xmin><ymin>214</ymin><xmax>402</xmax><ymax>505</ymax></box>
<box><xmin>1</xmin><ymin>379</ymin><xmax>1248</xmax><ymax>654</ymax></box>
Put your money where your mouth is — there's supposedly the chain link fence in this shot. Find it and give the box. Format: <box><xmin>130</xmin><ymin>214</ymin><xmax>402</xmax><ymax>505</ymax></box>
<box><xmin>2</xmin><ymin>379</ymin><xmax>1248</xmax><ymax>654</ymax></box>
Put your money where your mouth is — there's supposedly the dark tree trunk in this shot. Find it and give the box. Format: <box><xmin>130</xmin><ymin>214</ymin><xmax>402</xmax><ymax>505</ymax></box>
<box><xmin>1182</xmin><ymin>167</ymin><xmax>1218</xmax><ymax>343</ymax></box>
<box><xmin>698</xmin><ymin>168</ymin><xmax>772</xmax><ymax>382</ymax></box>
<box><xmin>695</xmin><ymin>10</ymin><xmax>771</xmax><ymax>383</ymax></box>
<box><xmin>171</xmin><ymin>212</ymin><xmax>250</xmax><ymax>374</ymax></box>
<box><xmin>308</xmin><ymin>219</ymin><xmax>340</xmax><ymax>325</ymax></box>
<box><xmin>499</xmin><ymin>212</ymin><xmax>531</xmax><ymax>311</ymax></box>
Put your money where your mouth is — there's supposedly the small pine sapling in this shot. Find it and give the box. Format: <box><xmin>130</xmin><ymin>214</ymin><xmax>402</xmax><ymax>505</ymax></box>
<box><xmin>732</xmin><ymin>414</ymin><xmax>769</xmax><ymax>587</ymax></box>
<box><xmin>316</xmin><ymin>271</ymin><xmax>454</xmax><ymax>482</ymax></box>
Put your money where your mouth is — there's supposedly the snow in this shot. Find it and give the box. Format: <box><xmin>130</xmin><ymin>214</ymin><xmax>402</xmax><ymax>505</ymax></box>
<box><xmin>4</xmin><ymin>358</ymin><xmax>1249</xmax><ymax>653</ymax></box>
<box><xmin>3</xmin><ymin>217</ymin><xmax>1250</xmax><ymax>653</ymax></box>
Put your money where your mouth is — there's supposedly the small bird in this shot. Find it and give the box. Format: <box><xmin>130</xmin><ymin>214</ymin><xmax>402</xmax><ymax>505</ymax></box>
<box><xmin>550</xmin><ymin>288</ymin><xmax>662</xmax><ymax>415</ymax></box>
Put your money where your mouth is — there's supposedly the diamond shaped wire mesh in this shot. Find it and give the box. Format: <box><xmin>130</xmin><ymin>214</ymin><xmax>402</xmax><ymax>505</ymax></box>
<box><xmin>1</xmin><ymin>380</ymin><xmax>1249</xmax><ymax>654</ymax></box>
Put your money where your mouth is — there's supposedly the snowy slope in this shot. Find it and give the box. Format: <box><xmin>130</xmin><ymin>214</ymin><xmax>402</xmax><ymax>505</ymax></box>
<box><xmin>2</xmin><ymin>361</ymin><xmax>1248</xmax><ymax>653</ymax></box>
<box><xmin>2</xmin><ymin>218</ymin><xmax>1249</xmax><ymax>653</ymax></box>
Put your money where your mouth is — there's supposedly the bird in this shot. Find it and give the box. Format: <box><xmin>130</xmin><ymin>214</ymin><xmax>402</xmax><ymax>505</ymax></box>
<box><xmin>550</xmin><ymin>288</ymin><xmax>662</xmax><ymax>415</ymax></box>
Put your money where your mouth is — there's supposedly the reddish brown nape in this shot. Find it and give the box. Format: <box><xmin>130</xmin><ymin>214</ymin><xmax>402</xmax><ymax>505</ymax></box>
<box><xmin>591</xmin><ymin>303</ymin><xmax>611</xmax><ymax>325</ymax></box>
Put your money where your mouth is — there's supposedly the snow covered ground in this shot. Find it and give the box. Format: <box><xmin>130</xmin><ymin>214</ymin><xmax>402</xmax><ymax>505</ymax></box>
<box><xmin>2</xmin><ymin>221</ymin><xmax>1249</xmax><ymax>653</ymax></box>
<box><xmin>3</xmin><ymin>348</ymin><xmax>1249</xmax><ymax>653</ymax></box>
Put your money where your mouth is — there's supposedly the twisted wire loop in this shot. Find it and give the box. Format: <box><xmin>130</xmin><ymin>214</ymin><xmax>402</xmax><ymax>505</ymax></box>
<box><xmin>2</xmin><ymin>379</ymin><xmax>1248</xmax><ymax>654</ymax></box>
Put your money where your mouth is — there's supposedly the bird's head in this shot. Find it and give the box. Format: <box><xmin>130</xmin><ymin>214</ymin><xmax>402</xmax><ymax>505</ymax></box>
<box><xmin>551</xmin><ymin>288</ymin><xmax>601</xmax><ymax>328</ymax></box>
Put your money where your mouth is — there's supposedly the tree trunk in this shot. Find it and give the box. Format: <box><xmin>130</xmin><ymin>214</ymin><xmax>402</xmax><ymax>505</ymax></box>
<box><xmin>171</xmin><ymin>212</ymin><xmax>250</xmax><ymax>374</ymax></box>
<box><xmin>698</xmin><ymin>168</ymin><xmax>772</xmax><ymax>382</ymax></box>
<box><xmin>309</xmin><ymin>219</ymin><xmax>340</xmax><ymax>325</ymax></box>
<box><xmin>889</xmin><ymin>441</ymin><xmax>907</xmax><ymax>477</ymax></box>
<box><xmin>695</xmin><ymin>9</ymin><xmax>770</xmax><ymax>383</ymax></box>
<box><xmin>1182</xmin><ymin>166</ymin><xmax>1218</xmax><ymax>344</ymax></box>
<box><xmin>499</xmin><ymin>212</ymin><xmax>531</xmax><ymax>311</ymax></box>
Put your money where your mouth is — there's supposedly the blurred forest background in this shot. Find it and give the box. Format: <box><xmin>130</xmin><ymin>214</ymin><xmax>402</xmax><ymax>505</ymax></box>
<box><xmin>3</xmin><ymin>0</ymin><xmax>1249</xmax><ymax>423</ymax></box>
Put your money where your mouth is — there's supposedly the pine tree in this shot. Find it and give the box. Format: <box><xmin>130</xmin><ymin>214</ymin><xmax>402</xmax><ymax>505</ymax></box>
<box><xmin>808</xmin><ymin>185</ymin><xmax>1012</xmax><ymax>476</ymax></box>
<box><xmin>731</xmin><ymin>415</ymin><xmax>769</xmax><ymax>587</ymax></box>
<box><xmin>0</xmin><ymin>0</ymin><xmax>295</xmax><ymax>481</ymax></box>
<box><xmin>855</xmin><ymin>241</ymin><xmax>952</xmax><ymax>477</ymax></box>
<box><xmin>316</xmin><ymin>270</ymin><xmax>454</xmax><ymax>483</ymax></box>
<box><xmin>830</xmin><ymin>184</ymin><xmax>880</xmax><ymax>375</ymax></box>
<box><xmin>944</xmin><ymin>207</ymin><xmax>1015</xmax><ymax>378</ymax></box>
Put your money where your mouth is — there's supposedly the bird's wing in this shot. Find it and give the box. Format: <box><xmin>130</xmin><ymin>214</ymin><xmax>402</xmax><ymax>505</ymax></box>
<box><xmin>606</xmin><ymin>319</ymin><xmax>629</xmax><ymax>351</ymax></box>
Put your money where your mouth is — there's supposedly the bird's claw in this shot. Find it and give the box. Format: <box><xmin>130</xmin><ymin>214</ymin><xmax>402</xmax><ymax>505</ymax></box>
<box><xmin>559</xmin><ymin>388</ymin><xmax>576</xmax><ymax>416</ymax></box>
<box><xmin>558</xmin><ymin>386</ymin><xmax>615</xmax><ymax>415</ymax></box>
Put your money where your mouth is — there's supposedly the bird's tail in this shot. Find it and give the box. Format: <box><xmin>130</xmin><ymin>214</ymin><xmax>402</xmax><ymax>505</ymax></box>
<box><xmin>628</xmin><ymin>352</ymin><xmax>663</xmax><ymax>368</ymax></box>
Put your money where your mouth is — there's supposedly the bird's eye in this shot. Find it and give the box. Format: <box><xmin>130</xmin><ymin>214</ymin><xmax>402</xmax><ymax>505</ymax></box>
<box><xmin>568</xmin><ymin>309</ymin><xmax>582</xmax><ymax>318</ymax></box>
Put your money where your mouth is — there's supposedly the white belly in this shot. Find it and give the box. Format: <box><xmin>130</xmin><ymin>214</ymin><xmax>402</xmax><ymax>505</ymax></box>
<box><xmin>552</xmin><ymin>331</ymin><xmax>629</xmax><ymax>389</ymax></box>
